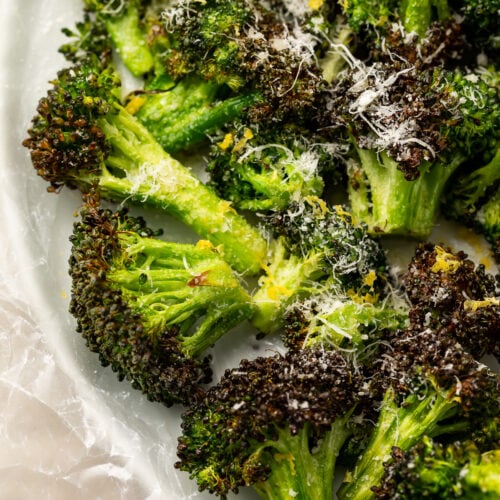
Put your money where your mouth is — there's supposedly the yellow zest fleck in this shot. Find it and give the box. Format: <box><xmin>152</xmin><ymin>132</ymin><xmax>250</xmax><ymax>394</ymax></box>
<box><xmin>61</xmin><ymin>290</ymin><xmax>67</xmax><ymax>300</ymax></box>
<box><xmin>363</xmin><ymin>270</ymin><xmax>377</xmax><ymax>287</ymax></box>
<box><xmin>232</xmin><ymin>128</ymin><xmax>254</xmax><ymax>153</ymax></box>
<box><xmin>308</xmin><ymin>0</ymin><xmax>324</xmax><ymax>10</ymax></box>
<box><xmin>196</xmin><ymin>240</ymin><xmax>215</xmax><ymax>250</ymax></box>
<box><xmin>305</xmin><ymin>196</ymin><xmax>328</xmax><ymax>217</ymax></box>
<box><xmin>463</xmin><ymin>297</ymin><xmax>500</xmax><ymax>312</ymax></box>
<box><xmin>217</xmin><ymin>133</ymin><xmax>234</xmax><ymax>151</ymax></box>
<box><xmin>362</xmin><ymin>293</ymin><xmax>378</xmax><ymax>304</ymax></box>
<box><xmin>268</xmin><ymin>285</ymin><xmax>293</xmax><ymax>301</ymax></box>
<box><xmin>220</xmin><ymin>199</ymin><xmax>237</xmax><ymax>215</ymax></box>
<box><xmin>125</xmin><ymin>95</ymin><xmax>147</xmax><ymax>115</ymax></box>
<box><xmin>333</xmin><ymin>205</ymin><xmax>353</xmax><ymax>222</ymax></box>
<box><xmin>430</xmin><ymin>246</ymin><xmax>462</xmax><ymax>274</ymax></box>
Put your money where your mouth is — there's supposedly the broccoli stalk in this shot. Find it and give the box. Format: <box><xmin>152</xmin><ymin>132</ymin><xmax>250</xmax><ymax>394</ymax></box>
<box><xmin>253</xmin><ymin>414</ymin><xmax>355</xmax><ymax>500</ymax></box>
<box><xmin>22</xmin><ymin>60</ymin><xmax>267</xmax><ymax>275</ymax></box>
<box><xmin>443</xmin><ymin>146</ymin><xmax>500</xmax><ymax>258</ymax></box>
<box><xmin>69</xmin><ymin>202</ymin><xmax>254</xmax><ymax>406</ymax></box>
<box><xmin>83</xmin><ymin>0</ymin><xmax>153</xmax><ymax>76</ymax></box>
<box><xmin>131</xmin><ymin>77</ymin><xmax>261</xmax><ymax>154</ymax></box>
<box><xmin>338</xmin><ymin>383</ymin><xmax>468</xmax><ymax>500</ymax></box>
<box><xmin>176</xmin><ymin>349</ymin><xmax>364</xmax><ymax>499</ymax></box>
<box><xmin>347</xmin><ymin>147</ymin><xmax>464</xmax><ymax>236</ymax></box>
<box><xmin>374</xmin><ymin>436</ymin><xmax>500</xmax><ymax>499</ymax></box>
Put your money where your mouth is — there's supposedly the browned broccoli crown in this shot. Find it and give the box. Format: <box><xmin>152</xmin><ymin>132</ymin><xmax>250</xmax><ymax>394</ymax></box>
<box><xmin>162</xmin><ymin>0</ymin><xmax>326</xmax><ymax>123</ymax></box>
<box><xmin>22</xmin><ymin>60</ymin><xmax>119</xmax><ymax>192</ymax></box>
<box><xmin>404</xmin><ymin>242</ymin><xmax>499</xmax><ymax>359</ymax></box>
<box><xmin>176</xmin><ymin>349</ymin><xmax>363</xmax><ymax>495</ymax></box>
<box><xmin>69</xmin><ymin>203</ymin><xmax>211</xmax><ymax>407</ymax></box>
<box><xmin>372</xmin><ymin>324</ymin><xmax>500</xmax><ymax>416</ymax></box>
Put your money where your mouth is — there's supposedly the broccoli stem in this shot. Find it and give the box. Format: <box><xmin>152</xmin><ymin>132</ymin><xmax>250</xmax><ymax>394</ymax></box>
<box><xmin>255</xmin><ymin>415</ymin><xmax>353</xmax><ymax>500</ymax></box>
<box><xmin>447</xmin><ymin>147</ymin><xmax>500</xmax><ymax>217</ymax></box>
<box><xmin>108</xmin><ymin>234</ymin><xmax>254</xmax><ymax>358</ymax></box>
<box><xmin>135</xmin><ymin>78</ymin><xmax>261</xmax><ymax>153</ymax></box>
<box><xmin>93</xmin><ymin>107</ymin><xmax>267</xmax><ymax>275</ymax></box>
<box><xmin>348</xmin><ymin>148</ymin><xmax>464</xmax><ymax>237</ymax></box>
<box><xmin>321</xmin><ymin>24</ymin><xmax>354</xmax><ymax>84</ymax></box>
<box><xmin>338</xmin><ymin>386</ymin><xmax>464</xmax><ymax>500</ymax></box>
<box><xmin>465</xmin><ymin>451</ymin><xmax>500</xmax><ymax>497</ymax></box>
<box><xmin>104</xmin><ymin>4</ymin><xmax>153</xmax><ymax>76</ymax></box>
<box><xmin>401</xmin><ymin>0</ymin><xmax>450</xmax><ymax>36</ymax></box>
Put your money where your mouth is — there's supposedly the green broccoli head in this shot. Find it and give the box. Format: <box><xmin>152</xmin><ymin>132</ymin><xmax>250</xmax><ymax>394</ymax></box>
<box><xmin>23</xmin><ymin>57</ymin><xmax>120</xmax><ymax>193</ymax></box>
<box><xmin>68</xmin><ymin>201</ymin><xmax>254</xmax><ymax>406</ymax></box>
<box><xmin>251</xmin><ymin>198</ymin><xmax>389</xmax><ymax>334</ymax></box>
<box><xmin>374</xmin><ymin>436</ymin><xmax>500</xmax><ymax>499</ymax></box>
<box><xmin>283</xmin><ymin>290</ymin><xmax>408</xmax><ymax>356</ymax></box>
<box><xmin>22</xmin><ymin>57</ymin><xmax>268</xmax><ymax>275</ymax></box>
<box><xmin>207</xmin><ymin>123</ymin><xmax>330</xmax><ymax>212</ymax></box>
<box><xmin>176</xmin><ymin>348</ymin><xmax>365</xmax><ymax>499</ymax></box>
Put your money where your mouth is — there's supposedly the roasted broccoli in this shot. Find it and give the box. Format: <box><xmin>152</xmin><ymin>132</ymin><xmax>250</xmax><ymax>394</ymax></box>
<box><xmin>250</xmin><ymin>197</ymin><xmax>388</xmax><ymax>334</ymax></box>
<box><xmin>206</xmin><ymin>122</ymin><xmax>331</xmax><ymax>212</ymax></box>
<box><xmin>68</xmin><ymin>201</ymin><xmax>254</xmax><ymax>406</ymax></box>
<box><xmin>325</xmin><ymin>60</ymin><xmax>499</xmax><ymax>237</ymax></box>
<box><xmin>374</xmin><ymin>436</ymin><xmax>500</xmax><ymax>499</ymax></box>
<box><xmin>337</xmin><ymin>315</ymin><xmax>500</xmax><ymax>499</ymax></box>
<box><xmin>283</xmin><ymin>288</ymin><xmax>408</xmax><ymax>357</ymax></box>
<box><xmin>22</xmin><ymin>57</ymin><xmax>267</xmax><ymax>274</ymax></box>
<box><xmin>404</xmin><ymin>242</ymin><xmax>500</xmax><ymax>360</ymax></box>
<box><xmin>176</xmin><ymin>348</ymin><xmax>366</xmax><ymax>499</ymax></box>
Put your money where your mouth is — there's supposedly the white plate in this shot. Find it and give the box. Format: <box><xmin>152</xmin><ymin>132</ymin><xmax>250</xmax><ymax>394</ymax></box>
<box><xmin>0</xmin><ymin>2</ymin><xmax>497</xmax><ymax>499</ymax></box>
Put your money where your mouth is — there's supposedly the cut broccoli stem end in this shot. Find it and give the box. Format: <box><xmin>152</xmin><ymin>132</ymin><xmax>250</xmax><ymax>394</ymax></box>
<box><xmin>105</xmin><ymin>6</ymin><xmax>153</xmax><ymax>76</ymax></box>
<box><xmin>90</xmin><ymin>109</ymin><xmax>267</xmax><ymax>275</ymax></box>
<box><xmin>338</xmin><ymin>386</ymin><xmax>460</xmax><ymax>500</ymax></box>
<box><xmin>254</xmin><ymin>416</ymin><xmax>353</xmax><ymax>500</ymax></box>
<box><xmin>348</xmin><ymin>148</ymin><xmax>463</xmax><ymax>237</ymax></box>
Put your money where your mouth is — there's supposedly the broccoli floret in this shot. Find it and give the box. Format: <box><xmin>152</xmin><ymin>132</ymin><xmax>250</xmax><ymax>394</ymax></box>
<box><xmin>326</xmin><ymin>60</ymin><xmax>499</xmax><ymax>237</ymax></box>
<box><xmin>374</xmin><ymin>436</ymin><xmax>500</xmax><ymax>499</ymax></box>
<box><xmin>59</xmin><ymin>11</ymin><xmax>113</xmax><ymax>66</ymax></box>
<box><xmin>207</xmin><ymin>123</ymin><xmax>329</xmax><ymax>212</ymax></box>
<box><xmin>176</xmin><ymin>348</ymin><xmax>365</xmax><ymax>499</ymax></box>
<box><xmin>68</xmin><ymin>201</ymin><xmax>254</xmax><ymax>406</ymax></box>
<box><xmin>404</xmin><ymin>242</ymin><xmax>500</xmax><ymax>360</ymax></box>
<box><xmin>337</xmin><ymin>325</ymin><xmax>500</xmax><ymax>500</ymax></box>
<box><xmin>251</xmin><ymin>198</ymin><xmax>388</xmax><ymax>334</ymax></box>
<box><xmin>82</xmin><ymin>0</ymin><xmax>154</xmax><ymax>76</ymax></box>
<box><xmin>22</xmin><ymin>57</ymin><xmax>267</xmax><ymax>275</ymax></box>
<box><xmin>476</xmin><ymin>188</ymin><xmax>500</xmax><ymax>260</ymax></box>
<box><xmin>159</xmin><ymin>0</ymin><xmax>327</xmax><ymax>124</ymax></box>
<box><xmin>339</xmin><ymin>0</ymin><xmax>453</xmax><ymax>36</ymax></box>
<box><xmin>283</xmin><ymin>290</ymin><xmax>408</xmax><ymax>356</ymax></box>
